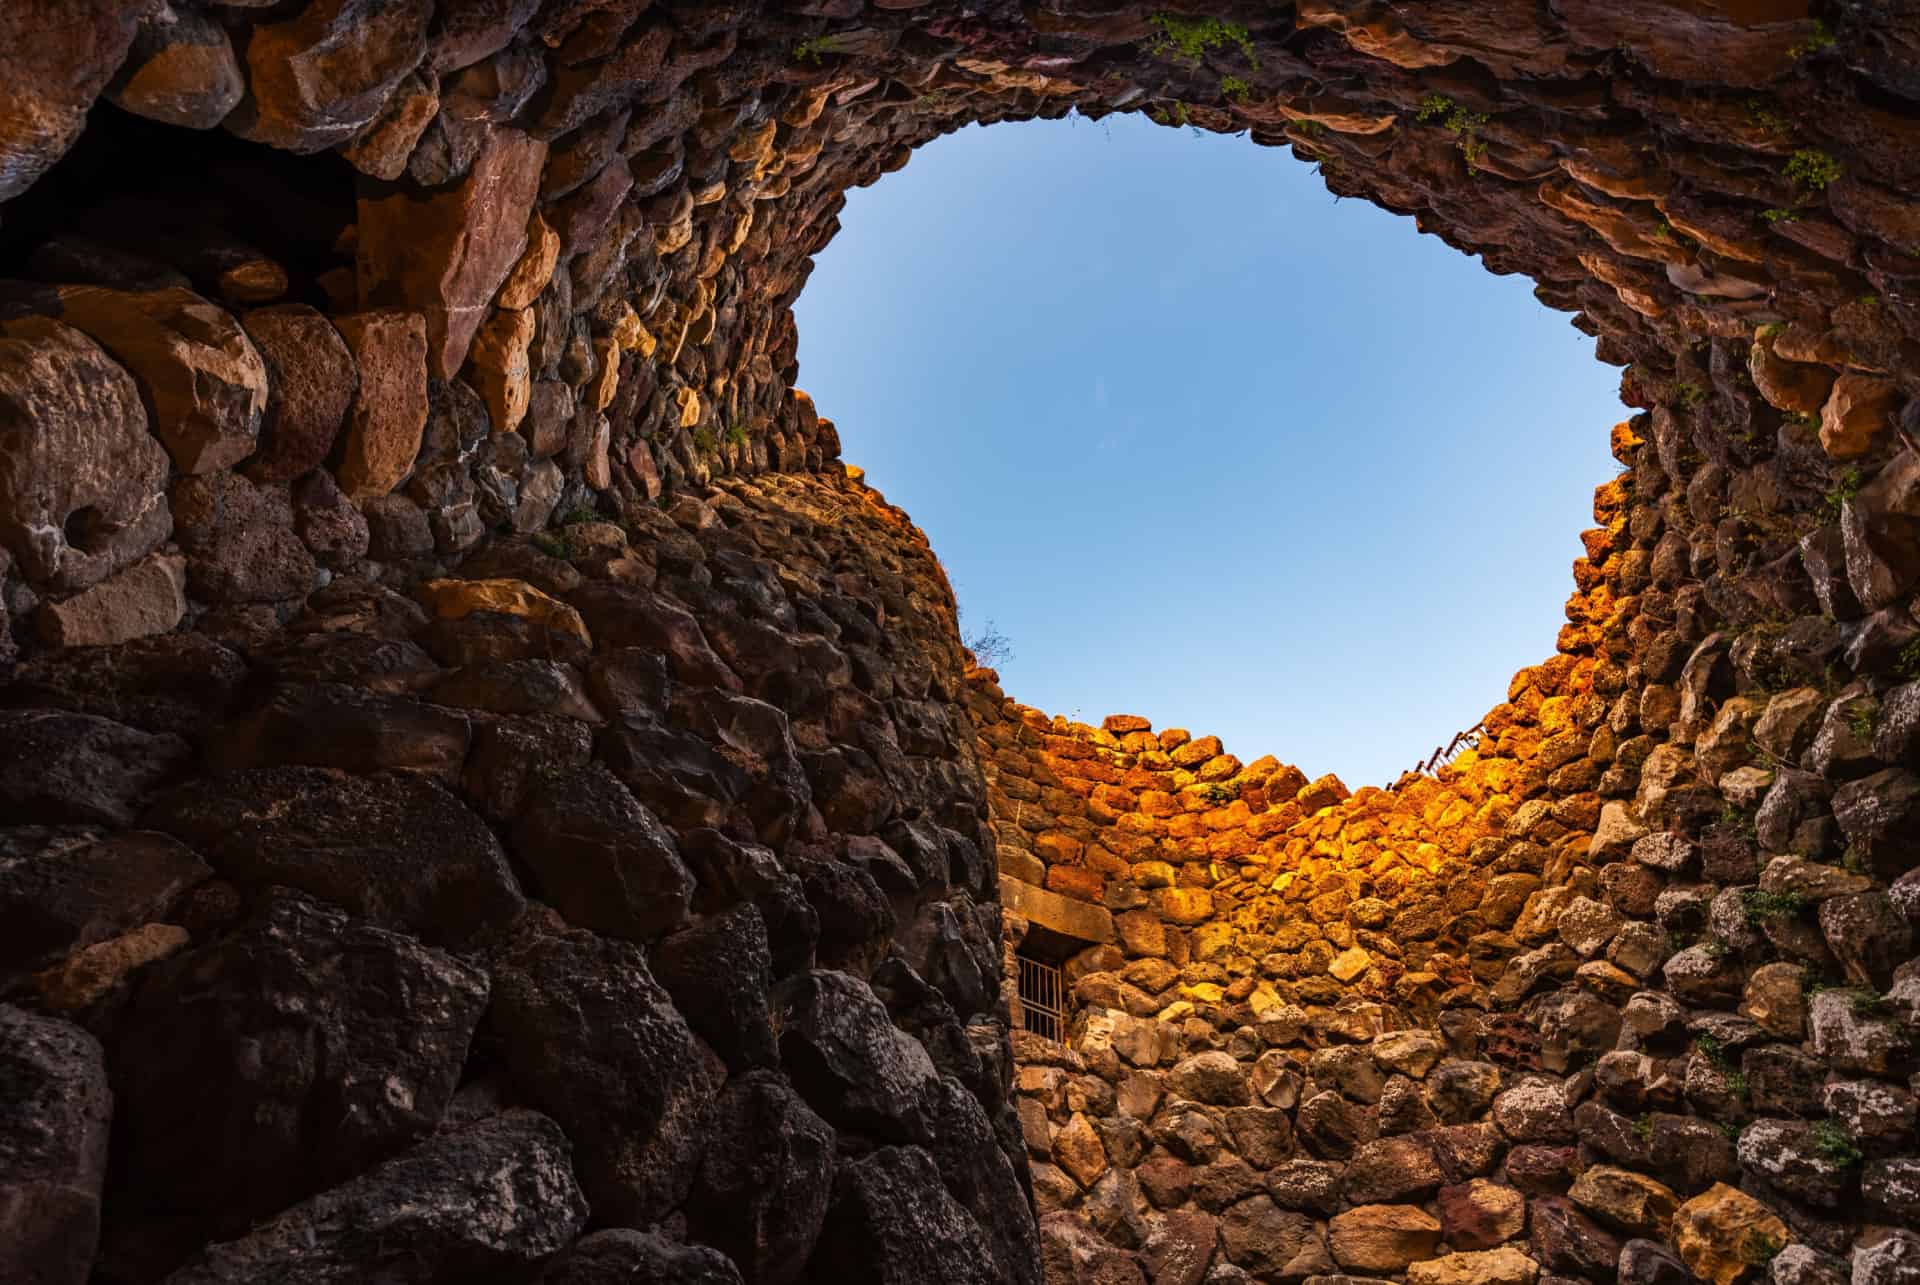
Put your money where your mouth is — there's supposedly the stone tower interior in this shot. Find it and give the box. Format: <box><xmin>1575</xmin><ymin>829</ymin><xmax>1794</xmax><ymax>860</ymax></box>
<box><xmin>3</xmin><ymin>3</ymin><xmax>1920</xmax><ymax>1284</ymax></box>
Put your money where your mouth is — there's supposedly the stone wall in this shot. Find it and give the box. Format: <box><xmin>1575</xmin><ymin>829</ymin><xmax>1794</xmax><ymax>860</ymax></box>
<box><xmin>0</xmin><ymin>4</ymin><xmax>1919</xmax><ymax>1285</ymax></box>
<box><xmin>971</xmin><ymin>414</ymin><xmax>1920</xmax><ymax>1285</ymax></box>
<box><xmin>1</xmin><ymin>468</ymin><xmax>1039</xmax><ymax>1285</ymax></box>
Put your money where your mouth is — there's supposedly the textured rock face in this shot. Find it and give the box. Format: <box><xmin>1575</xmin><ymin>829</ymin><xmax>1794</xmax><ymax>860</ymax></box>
<box><xmin>0</xmin><ymin>1005</ymin><xmax>112</xmax><ymax>1285</ymax></box>
<box><xmin>0</xmin><ymin>4</ymin><xmax>1918</xmax><ymax>1285</ymax></box>
<box><xmin>0</xmin><ymin>317</ymin><xmax>172</xmax><ymax>594</ymax></box>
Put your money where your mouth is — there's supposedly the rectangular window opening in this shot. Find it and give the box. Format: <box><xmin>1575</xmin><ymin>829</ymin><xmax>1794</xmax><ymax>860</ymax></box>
<box><xmin>1015</xmin><ymin>951</ymin><xmax>1066</xmax><ymax>1043</ymax></box>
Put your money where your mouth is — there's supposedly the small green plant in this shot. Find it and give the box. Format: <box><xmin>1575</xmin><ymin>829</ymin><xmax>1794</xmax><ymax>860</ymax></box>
<box><xmin>1704</xmin><ymin>938</ymin><xmax>1732</xmax><ymax>962</ymax></box>
<box><xmin>1742</xmin><ymin>888</ymin><xmax>1807</xmax><ymax>926</ymax></box>
<box><xmin>1847</xmin><ymin>699</ymin><xmax>1879</xmax><ymax>740</ymax></box>
<box><xmin>1822</xmin><ymin>467</ymin><xmax>1862</xmax><ymax>521</ymax></box>
<box><xmin>562</xmin><ymin>502</ymin><xmax>599</xmax><ymax>526</ymax></box>
<box><xmin>1632</xmin><ymin>1114</ymin><xmax>1654</xmax><ymax>1142</ymax></box>
<box><xmin>1894</xmin><ymin>637</ymin><xmax>1920</xmax><ymax>681</ymax></box>
<box><xmin>725</xmin><ymin>422</ymin><xmax>751</xmax><ymax>447</ymax></box>
<box><xmin>1761</xmin><ymin>207</ymin><xmax>1801</xmax><ymax>225</ymax></box>
<box><xmin>1220</xmin><ymin>75</ymin><xmax>1251</xmax><ymax>104</ymax></box>
<box><xmin>791</xmin><ymin>34</ymin><xmax>844</xmax><ymax>63</ymax></box>
<box><xmin>1198</xmin><ymin>782</ymin><xmax>1237</xmax><ymax>806</ymax></box>
<box><xmin>1725</xmin><ymin>1070</ymin><xmax>1749</xmax><ymax>1100</ymax></box>
<box><xmin>1741</xmin><ymin>1228</ymin><xmax>1787</xmax><ymax>1266</ymax></box>
<box><xmin>1291</xmin><ymin>117</ymin><xmax>1324</xmax><ymax>135</ymax></box>
<box><xmin>1758</xmin><ymin>321</ymin><xmax>1787</xmax><ymax>340</ymax></box>
<box><xmin>1841</xmin><ymin>846</ymin><xmax>1870</xmax><ymax>875</ymax></box>
<box><xmin>1415</xmin><ymin>94</ymin><xmax>1489</xmax><ymax>166</ymax></box>
<box><xmin>1145</xmin><ymin>13</ymin><xmax>1257</xmax><ymax>65</ymax></box>
<box><xmin>1151</xmin><ymin>100</ymin><xmax>1193</xmax><ymax>128</ymax></box>
<box><xmin>531</xmin><ymin>531</ymin><xmax>575</xmax><ymax>560</ymax></box>
<box><xmin>1851</xmin><ymin>989</ymin><xmax>1892</xmax><ymax>1018</ymax></box>
<box><xmin>1671</xmin><ymin>381</ymin><xmax>1707</xmax><ymax>410</ymax></box>
<box><xmin>693</xmin><ymin>426</ymin><xmax>719</xmax><ymax>454</ymax></box>
<box><xmin>1811</xmin><ymin>1120</ymin><xmax>1863</xmax><ymax>1166</ymax></box>
<box><xmin>1786</xmin><ymin>148</ymin><xmax>1842</xmax><ymax>192</ymax></box>
<box><xmin>1713</xmin><ymin>802</ymin><xmax>1758</xmax><ymax>841</ymax></box>
<box><xmin>1788</xmin><ymin>20</ymin><xmax>1837</xmax><ymax>59</ymax></box>
<box><xmin>1744</xmin><ymin>99</ymin><xmax>1792</xmax><ymax>136</ymax></box>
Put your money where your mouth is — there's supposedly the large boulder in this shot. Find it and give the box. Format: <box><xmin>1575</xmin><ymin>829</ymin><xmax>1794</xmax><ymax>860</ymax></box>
<box><xmin>210</xmin><ymin>682</ymin><xmax>471</xmax><ymax>778</ymax></box>
<box><xmin>358</xmin><ymin>127</ymin><xmax>548</xmax><ymax>378</ymax></box>
<box><xmin>115</xmin><ymin>889</ymin><xmax>488</xmax><ymax>1236</ymax></box>
<box><xmin>0</xmin><ymin>710</ymin><xmax>190</xmax><ymax>827</ymax></box>
<box><xmin>777</xmin><ymin>968</ymin><xmax>940</xmax><ymax>1144</ymax></box>
<box><xmin>686</xmin><ymin>1071</ymin><xmax>837</xmax><ymax>1285</ymax></box>
<box><xmin>487</xmin><ymin>926</ymin><xmax>725</xmax><ymax>1227</ymax></box>
<box><xmin>0</xmin><ymin>827</ymin><xmax>208</xmax><ymax>976</ymax></box>
<box><xmin>1</xmin><ymin>632</ymin><xmax>249</xmax><ymax>737</ymax></box>
<box><xmin>0</xmin><ymin>316</ymin><xmax>171</xmax><ymax>592</ymax></box>
<box><xmin>159</xmin><ymin>1111</ymin><xmax>586</xmax><ymax>1284</ymax></box>
<box><xmin>168</xmin><ymin>471</ymin><xmax>317</xmax><ymax>605</ymax></box>
<box><xmin>509</xmin><ymin>764</ymin><xmax>694</xmax><ymax>944</ymax></box>
<box><xmin>53</xmin><ymin>286</ymin><xmax>266</xmax><ymax>474</ymax></box>
<box><xmin>1219</xmin><ymin>1195</ymin><xmax>1329</xmax><ymax>1278</ymax></box>
<box><xmin>0</xmin><ymin>1006</ymin><xmax>113</xmax><ymax>1285</ymax></box>
<box><xmin>809</xmin><ymin>1146</ymin><xmax>1002</xmax><ymax>1285</ymax></box>
<box><xmin>0</xmin><ymin>0</ymin><xmax>136</xmax><ymax>202</ymax></box>
<box><xmin>106</xmin><ymin>4</ymin><xmax>244</xmax><ymax>129</ymax></box>
<box><xmin>240</xmin><ymin>304</ymin><xmax>356</xmax><ymax>483</ymax></box>
<box><xmin>651</xmin><ymin>902</ymin><xmax>776</xmax><ymax>1069</ymax></box>
<box><xmin>537</xmin><ymin>1230</ymin><xmax>743</xmax><ymax>1285</ymax></box>
<box><xmin>35</xmin><ymin>553</ymin><xmax>187</xmax><ymax>648</ymax></box>
<box><xmin>334</xmin><ymin>310</ymin><xmax>429</xmax><ymax>499</ymax></box>
<box><xmin>144</xmin><ymin>766</ymin><xmax>524</xmax><ymax>946</ymax></box>
<box><xmin>224</xmin><ymin>0</ymin><xmax>434</xmax><ymax>152</ymax></box>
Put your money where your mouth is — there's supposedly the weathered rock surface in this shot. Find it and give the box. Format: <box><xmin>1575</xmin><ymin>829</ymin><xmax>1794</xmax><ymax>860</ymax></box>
<box><xmin>488</xmin><ymin>926</ymin><xmax>725</xmax><ymax>1227</ymax></box>
<box><xmin>160</xmin><ymin>1110</ymin><xmax>586</xmax><ymax>1284</ymax></box>
<box><xmin>0</xmin><ymin>1005</ymin><xmax>112</xmax><ymax>1285</ymax></box>
<box><xmin>144</xmin><ymin>766</ymin><xmax>523</xmax><ymax>945</ymax></box>
<box><xmin>52</xmin><ymin>286</ymin><xmax>265</xmax><ymax>475</ymax></box>
<box><xmin>0</xmin><ymin>317</ymin><xmax>171</xmax><ymax>592</ymax></box>
<box><xmin>115</xmin><ymin>889</ymin><xmax>488</xmax><ymax>1237</ymax></box>
<box><xmin>0</xmin><ymin>6</ymin><xmax>1919</xmax><ymax>1285</ymax></box>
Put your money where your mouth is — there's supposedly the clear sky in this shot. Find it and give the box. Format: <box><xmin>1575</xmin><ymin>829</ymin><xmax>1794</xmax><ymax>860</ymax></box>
<box><xmin>792</xmin><ymin>113</ymin><xmax>1623</xmax><ymax>790</ymax></box>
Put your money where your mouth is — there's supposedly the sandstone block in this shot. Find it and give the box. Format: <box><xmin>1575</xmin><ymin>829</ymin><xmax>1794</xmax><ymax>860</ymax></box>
<box><xmin>240</xmin><ymin>304</ymin><xmax>356</xmax><ymax>483</ymax></box>
<box><xmin>0</xmin><ymin>316</ymin><xmax>171</xmax><ymax>592</ymax></box>
<box><xmin>36</xmin><ymin>552</ymin><xmax>185</xmax><ymax>647</ymax></box>
<box><xmin>55</xmin><ymin>285</ymin><xmax>265</xmax><ymax>474</ymax></box>
<box><xmin>1670</xmin><ymin>1183</ymin><xmax>1791</xmax><ymax>1285</ymax></box>
<box><xmin>358</xmin><ymin>127</ymin><xmax>548</xmax><ymax>378</ymax></box>
<box><xmin>334</xmin><ymin>310</ymin><xmax>429</xmax><ymax>499</ymax></box>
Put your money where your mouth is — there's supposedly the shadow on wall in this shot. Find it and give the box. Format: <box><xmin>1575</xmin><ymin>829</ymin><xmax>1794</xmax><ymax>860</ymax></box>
<box><xmin>0</xmin><ymin>4</ymin><xmax>1918</xmax><ymax>1285</ymax></box>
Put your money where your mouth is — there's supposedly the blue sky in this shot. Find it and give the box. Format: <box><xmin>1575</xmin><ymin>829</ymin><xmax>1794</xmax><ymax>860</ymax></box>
<box><xmin>792</xmin><ymin>113</ymin><xmax>1622</xmax><ymax>790</ymax></box>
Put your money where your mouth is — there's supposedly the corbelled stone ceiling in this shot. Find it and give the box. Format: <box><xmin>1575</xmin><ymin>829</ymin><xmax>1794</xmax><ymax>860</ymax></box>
<box><xmin>1</xmin><ymin>3</ymin><xmax>1919</xmax><ymax>1285</ymax></box>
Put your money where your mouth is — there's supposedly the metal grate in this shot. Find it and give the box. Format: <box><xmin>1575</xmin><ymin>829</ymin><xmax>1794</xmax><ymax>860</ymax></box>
<box><xmin>1016</xmin><ymin>953</ymin><xmax>1065</xmax><ymax>1043</ymax></box>
<box><xmin>1389</xmin><ymin>721</ymin><xmax>1487</xmax><ymax>790</ymax></box>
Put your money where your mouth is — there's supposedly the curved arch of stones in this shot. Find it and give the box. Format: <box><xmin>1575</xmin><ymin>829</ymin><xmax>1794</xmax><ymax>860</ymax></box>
<box><xmin>1</xmin><ymin>4</ymin><xmax>1918</xmax><ymax>1285</ymax></box>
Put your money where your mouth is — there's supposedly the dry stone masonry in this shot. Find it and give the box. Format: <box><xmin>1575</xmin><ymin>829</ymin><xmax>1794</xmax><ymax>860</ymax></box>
<box><xmin>0</xmin><ymin>3</ymin><xmax>1918</xmax><ymax>1285</ymax></box>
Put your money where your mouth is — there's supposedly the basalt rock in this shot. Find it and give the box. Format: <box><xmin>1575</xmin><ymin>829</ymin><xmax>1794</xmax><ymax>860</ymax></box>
<box><xmin>1</xmin><ymin>5</ymin><xmax>1919</xmax><ymax>1285</ymax></box>
<box><xmin>487</xmin><ymin>924</ymin><xmax>725</xmax><ymax>1227</ymax></box>
<box><xmin>112</xmin><ymin>889</ymin><xmax>489</xmax><ymax>1250</ymax></box>
<box><xmin>159</xmin><ymin>1110</ymin><xmax>586</xmax><ymax>1285</ymax></box>
<box><xmin>0</xmin><ymin>1005</ymin><xmax>112</xmax><ymax>1285</ymax></box>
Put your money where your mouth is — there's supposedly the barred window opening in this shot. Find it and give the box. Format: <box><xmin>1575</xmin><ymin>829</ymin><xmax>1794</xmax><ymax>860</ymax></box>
<box><xmin>1015</xmin><ymin>951</ymin><xmax>1066</xmax><ymax>1043</ymax></box>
